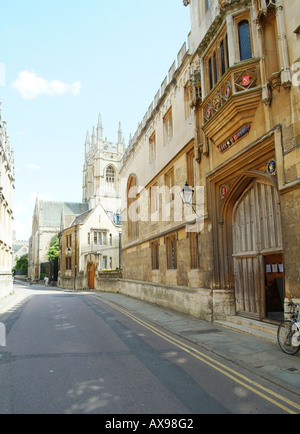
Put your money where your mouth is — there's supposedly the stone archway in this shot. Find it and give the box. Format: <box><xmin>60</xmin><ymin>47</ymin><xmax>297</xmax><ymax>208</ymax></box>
<box><xmin>231</xmin><ymin>177</ymin><xmax>283</xmax><ymax>319</ymax></box>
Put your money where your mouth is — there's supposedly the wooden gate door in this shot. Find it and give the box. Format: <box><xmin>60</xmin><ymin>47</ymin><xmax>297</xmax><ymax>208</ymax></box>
<box><xmin>88</xmin><ymin>263</ymin><xmax>95</xmax><ymax>290</ymax></box>
<box><xmin>232</xmin><ymin>179</ymin><xmax>283</xmax><ymax>319</ymax></box>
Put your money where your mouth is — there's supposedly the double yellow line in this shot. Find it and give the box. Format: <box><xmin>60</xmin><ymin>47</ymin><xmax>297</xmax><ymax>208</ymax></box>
<box><xmin>96</xmin><ymin>296</ymin><xmax>300</xmax><ymax>415</ymax></box>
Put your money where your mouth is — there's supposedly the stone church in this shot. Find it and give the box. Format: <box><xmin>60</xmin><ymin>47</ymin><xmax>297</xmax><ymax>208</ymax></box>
<box><xmin>58</xmin><ymin>114</ymin><xmax>125</xmax><ymax>289</ymax></box>
<box><xmin>29</xmin><ymin>113</ymin><xmax>125</xmax><ymax>287</ymax></box>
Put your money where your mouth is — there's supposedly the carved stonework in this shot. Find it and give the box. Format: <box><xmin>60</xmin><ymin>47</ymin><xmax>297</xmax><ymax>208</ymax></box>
<box><xmin>281</xmin><ymin>68</ymin><xmax>292</xmax><ymax>90</ymax></box>
<box><xmin>253</xmin><ymin>0</ymin><xmax>277</xmax><ymax>21</ymax></box>
<box><xmin>219</xmin><ymin>0</ymin><xmax>251</xmax><ymax>11</ymax></box>
<box><xmin>189</xmin><ymin>58</ymin><xmax>202</xmax><ymax>107</ymax></box>
<box><xmin>262</xmin><ymin>83</ymin><xmax>272</xmax><ymax>106</ymax></box>
<box><xmin>267</xmin><ymin>71</ymin><xmax>281</xmax><ymax>91</ymax></box>
<box><xmin>201</xmin><ymin>59</ymin><xmax>261</xmax><ymax>148</ymax></box>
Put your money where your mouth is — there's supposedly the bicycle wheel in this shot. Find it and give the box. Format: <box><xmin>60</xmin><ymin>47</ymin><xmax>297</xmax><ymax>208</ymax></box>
<box><xmin>277</xmin><ymin>320</ymin><xmax>300</xmax><ymax>355</ymax></box>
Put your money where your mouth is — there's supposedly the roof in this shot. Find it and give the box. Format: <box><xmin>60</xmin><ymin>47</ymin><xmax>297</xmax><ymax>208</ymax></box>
<box><xmin>38</xmin><ymin>201</ymin><xmax>89</xmax><ymax>227</ymax></box>
<box><xmin>71</xmin><ymin>209</ymin><xmax>94</xmax><ymax>226</ymax></box>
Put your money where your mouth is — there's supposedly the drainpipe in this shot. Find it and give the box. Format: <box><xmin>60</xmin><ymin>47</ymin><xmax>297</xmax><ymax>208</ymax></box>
<box><xmin>119</xmin><ymin>232</ymin><xmax>122</xmax><ymax>270</ymax></box>
<box><xmin>74</xmin><ymin>225</ymin><xmax>78</xmax><ymax>290</ymax></box>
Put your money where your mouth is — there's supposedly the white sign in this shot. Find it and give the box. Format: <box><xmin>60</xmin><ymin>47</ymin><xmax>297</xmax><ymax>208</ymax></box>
<box><xmin>0</xmin><ymin>322</ymin><xmax>6</xmax><ymax>347</ymax></box>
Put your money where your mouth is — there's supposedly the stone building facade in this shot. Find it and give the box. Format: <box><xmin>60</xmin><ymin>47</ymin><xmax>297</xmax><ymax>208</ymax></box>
<box><xmin>82</xmin><ymin>113</ymin><xmax>124</xmax><ymax>217</ymax></box>
<box><xmin>28</xmin><ymin>200</ymin><xmax>88</xmax><ymax>282</ymax></box>
<box><xmin>0</xmin><ymin>103</ymin><xmax>15</xmax><ymax>298</ymax></box>
<box><xmin>120</xmin><ymin>0</ymin><xmax>300</xmax><ymax>322</ymax></box>
<box><xmin>58</xmin><ymin>115</ymin><xmax>124</xmax><ymax>290</ymax></box>
<box><xmin>58</xmin><ymin>204</ymin><xmax>122</xmax><ymax>290</ymax></box>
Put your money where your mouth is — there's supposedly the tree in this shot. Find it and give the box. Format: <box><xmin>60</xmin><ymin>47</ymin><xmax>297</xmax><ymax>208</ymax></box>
<box><xmin>13</xmin><ymin>254</ymin><xmax>28</xmax><ymax>275</ymax></box>
<box><xmin>48</xmin><ymin>235</ymin><xmax>59</xmax><ymax>263</ymax></box>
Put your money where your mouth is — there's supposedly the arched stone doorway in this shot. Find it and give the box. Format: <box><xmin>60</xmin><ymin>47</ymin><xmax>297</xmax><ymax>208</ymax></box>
<box><xmin>88</xmin><ymin>262</ymin><xmax>95</xmax><ymax>290</ymax></box>
<box><xmin>231</xmin><ymin>177</ymin><xmax>284</xmax><ymax>320</ymax></box>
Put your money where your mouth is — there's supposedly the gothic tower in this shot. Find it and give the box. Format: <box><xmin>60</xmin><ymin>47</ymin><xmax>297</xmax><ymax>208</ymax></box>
<box><xmin>82</xmin><ymin>113</ymin><xmax>125</xmax><ymax>221</ymax></box>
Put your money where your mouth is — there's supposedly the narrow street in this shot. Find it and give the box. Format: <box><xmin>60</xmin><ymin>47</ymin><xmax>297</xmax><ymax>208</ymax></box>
<box><xmin>0</xmin><ymin>283</ymin><xmax>299</xmax><ymax>415</ymax></box>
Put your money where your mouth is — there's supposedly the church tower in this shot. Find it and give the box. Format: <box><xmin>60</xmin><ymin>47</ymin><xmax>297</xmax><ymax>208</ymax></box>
<box><xmin>82</xmin><ymin>113</ymin><xmax>125</xmax><ymax>220</ymax></box>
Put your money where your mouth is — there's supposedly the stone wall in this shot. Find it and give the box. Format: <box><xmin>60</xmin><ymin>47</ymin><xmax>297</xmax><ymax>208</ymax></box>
<box><xmin>93</xmin><ymin>274</ymin><xmax>236</xmax><ymax>322</ymax></box>
<box><xmin>280</xmin><ymin>187</ymin><xmax>300</xmax><ymax>300</ymax></box>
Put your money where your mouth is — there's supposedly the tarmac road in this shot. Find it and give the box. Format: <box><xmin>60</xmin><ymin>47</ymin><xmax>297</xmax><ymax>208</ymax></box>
<box><xmin>0</xmin><ymin>282</ymin><xmax>299</xmax><ymax>415</ymax></box>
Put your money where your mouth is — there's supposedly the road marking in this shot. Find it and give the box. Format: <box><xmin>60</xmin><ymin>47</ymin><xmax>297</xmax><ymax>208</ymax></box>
<box><xmin>95</xmin><ymin>296</ymin><xmax>300</xmax><ymax>414</ymax></box>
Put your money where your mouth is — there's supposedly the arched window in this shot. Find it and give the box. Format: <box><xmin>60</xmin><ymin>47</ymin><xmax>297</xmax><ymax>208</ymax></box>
<box><xmin>106</xmin><ymin>166</ymin><xmax>115</xmax><ymax>183</ymax></box>
<box><xmin>213</xmin><ymin>51</ymin><xmax>218</xmax><ymax>84</ymax></box>
<box><xmin>238</xmin><ymin>20</ymin><xmax>252</xmax><ymax>61</ymax></box>
<box><xmin>208</xmin><ymin>57</ymin><xmax>213</xmax><ymax>90</ymax></box>
<box><xmin>127</xmin><ymin>175</ymin><xmax>139</xmax><ymax>240</ymax></box>
<box><xmin>220</xmin><ymin>40</ymin><xmax>226</xmax><ymax>76</ymax></box>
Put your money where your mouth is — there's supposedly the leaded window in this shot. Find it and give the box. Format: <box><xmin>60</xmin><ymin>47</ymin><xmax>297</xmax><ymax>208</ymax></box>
<box><xmin>106</xmin><ymin>166</ymin><xmax>115</xmax><ymax>183</ymax></box>
<box><xmin>238</xmin><ymin>20</ymin><xmax>252</xmax><ymax>61</ymax></box>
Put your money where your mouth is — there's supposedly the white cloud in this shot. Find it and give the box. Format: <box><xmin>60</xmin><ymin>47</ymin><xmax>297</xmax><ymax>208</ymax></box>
<box><xmin>12</xmin><ymin>70</ymin><xmax>82</xmax><ymax>99</ymax></box>
<box><xmin>26</xmin><ymin>163</ymin><xmax>41</xmax><ymax>172</ymax></box>
<box><xmin>13</xmin><ymin>204</ymin><xmax>28</xmax><ymax>216</ymax></box>
<box><xmin>13</xmin><ymin>219</ymin><xmax>29</xmax><ymax>240</ymax></box>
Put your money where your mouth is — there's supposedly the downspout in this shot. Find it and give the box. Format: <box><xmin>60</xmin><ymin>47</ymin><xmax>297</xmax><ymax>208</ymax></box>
<box><xmin>74</xmin><ymin>225</ymin><xmax>78</xmax><ymax>290</ymax></box>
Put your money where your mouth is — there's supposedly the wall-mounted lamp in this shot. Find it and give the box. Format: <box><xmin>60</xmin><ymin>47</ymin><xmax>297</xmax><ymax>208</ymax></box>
<box><xmin>179</xmin><ymin>181</ymin><xmax>202</xmax><ymax>219</ymax></box>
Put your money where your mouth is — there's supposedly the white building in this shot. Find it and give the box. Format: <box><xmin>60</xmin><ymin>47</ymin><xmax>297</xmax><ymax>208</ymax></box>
<box><xmin>58</xmin><ymin>203</ymin><xmax>122</xmax><ymax>290</ymax></box>
<box><xmin>58</xmin><ymin>113</ymin><xmax>125</xmax><ymax>289</ymax></box>
<box><xmin>0</xmin><ymin>102</ymin><xmax>15</xmax><ymax>298</ymax></box>
<box><xmin>82</xmin><ymin>113</ymin><xmax>125</xmax><ymax>220</ymax></box>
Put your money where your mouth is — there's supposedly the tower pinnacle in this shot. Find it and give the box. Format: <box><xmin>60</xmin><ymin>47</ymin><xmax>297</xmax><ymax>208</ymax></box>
<box><xmin>85</xmin><ymin>130</ymin><xmax>90</xmax><ymax>155</ymax></box>
<box><xmin>97</xmin><ymin>113</ymin><xmax>103</xmax><ymax>147</ymax></box>
<box><xmin>118</xmin><ymin>121</ymin><xmax>123</xmax><ymax>144</ymax></box>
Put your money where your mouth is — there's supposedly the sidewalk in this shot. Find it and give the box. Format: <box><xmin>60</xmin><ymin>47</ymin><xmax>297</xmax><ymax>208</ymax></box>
<box><xmin>0</xmin><ymin>284</ymin><xmax>31</xmax><ymax>316</ymax></box>
<box><xmin>2</xmin><ymin>281</ymin><xmax>300</xmax><ymax>397</ymax></box>
<box><xmin>93</xmin><ymin>291</ymin><xmax>300</xmax><ymax>397</ymax></box>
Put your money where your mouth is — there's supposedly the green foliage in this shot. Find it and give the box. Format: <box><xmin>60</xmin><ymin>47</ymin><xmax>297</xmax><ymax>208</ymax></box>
<box><xmin>47</xmin><ymin>235</ymin><xmax>59</xmax><ymax>263</ymax></box>
<box><xmin>13</xmin><ymin>253</ymin><xmax>28</xmax><ymax>275</ymax></box>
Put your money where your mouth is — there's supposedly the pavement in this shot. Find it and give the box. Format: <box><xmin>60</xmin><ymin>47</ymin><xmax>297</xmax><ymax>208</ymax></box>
<box><xmin>1</xmin><ymin>281</ymin><xmax>300</xmax><ymax>398</ymax></box>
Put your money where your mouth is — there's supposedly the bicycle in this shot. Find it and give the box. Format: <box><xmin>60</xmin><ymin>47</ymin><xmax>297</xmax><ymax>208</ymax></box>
<box><xmin>277</xmin><ymin>302</ymin><xmax>300</xmax><ymax>355</ymax></box>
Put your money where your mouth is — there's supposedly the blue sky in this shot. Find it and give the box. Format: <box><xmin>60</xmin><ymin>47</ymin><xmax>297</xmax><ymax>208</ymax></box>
<box><xmin>0</xmin><ymin>0</ymin><xmax>190</xmax><ymax>240</ymax></box>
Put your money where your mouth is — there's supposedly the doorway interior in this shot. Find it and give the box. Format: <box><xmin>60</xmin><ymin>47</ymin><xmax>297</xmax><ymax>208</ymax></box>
<box><xmin>264</xmin><ymin>253</ymin><xmax>284</xmax><ymax>321</ymax></box>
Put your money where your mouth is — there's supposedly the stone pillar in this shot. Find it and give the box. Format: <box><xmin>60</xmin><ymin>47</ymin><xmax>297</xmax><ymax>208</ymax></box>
<box><xmin>226</xmin><ymin>14</ymin><xmax>237</xmax><ymax>67</ymax></box>
<box><xmin>276</xmin><ymin>3</ymin><xmax>291</xmax><ymax>89</ymax></box>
